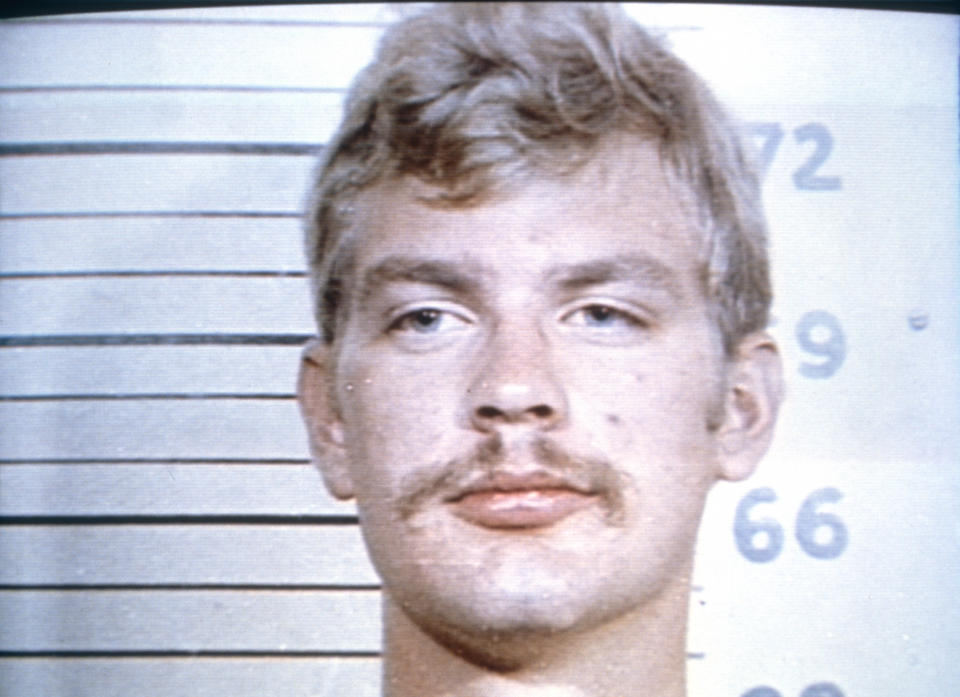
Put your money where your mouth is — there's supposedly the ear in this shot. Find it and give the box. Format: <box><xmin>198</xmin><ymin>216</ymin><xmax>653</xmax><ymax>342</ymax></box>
<box><xmin>714</xmin><ymin>331</ymin><xmax>784</xmax><ymax>482</ymax></box>
<box><xmin>297</xmin><ymin>338</ymin><xmax>355</xmax><ymax>500</ymax></box>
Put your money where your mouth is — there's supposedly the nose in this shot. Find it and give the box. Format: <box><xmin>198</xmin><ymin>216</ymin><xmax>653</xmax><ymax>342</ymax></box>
<box><xmin>465</xmin><ymin>322</ymin><xmax>567</xmax><ymax>433</ymax></box>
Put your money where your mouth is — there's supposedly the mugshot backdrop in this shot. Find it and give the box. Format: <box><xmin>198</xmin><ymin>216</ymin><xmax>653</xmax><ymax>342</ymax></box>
<box><xmin>0</xmin><ymin>3</ymin><xmax>957</xmax><ymax>696</ymax></box>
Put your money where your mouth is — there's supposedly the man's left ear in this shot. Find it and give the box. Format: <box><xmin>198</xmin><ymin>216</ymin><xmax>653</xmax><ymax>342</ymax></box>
<box><xmin>715</xmin><ymin>331</ymin><xmax>784</xmax><ymax>482</ymax></box>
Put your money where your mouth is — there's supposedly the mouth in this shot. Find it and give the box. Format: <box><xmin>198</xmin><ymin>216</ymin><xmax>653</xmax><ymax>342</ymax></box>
<box><xmin>445</xmin><ymin>472</ymin><xmax>598</xmax><ymax>530</ymax></box>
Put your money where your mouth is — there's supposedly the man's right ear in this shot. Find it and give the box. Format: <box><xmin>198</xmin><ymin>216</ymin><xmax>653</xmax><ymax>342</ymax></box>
<box><xmin>297</xmin><ymin>339</ymin><xmax>356</xmax><ymax>500</ymax></box>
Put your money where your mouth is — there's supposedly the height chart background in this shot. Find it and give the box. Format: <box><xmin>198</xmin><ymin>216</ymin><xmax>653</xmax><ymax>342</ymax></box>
<box><xmin>1</xmin><ymin>4</ymin><xmax>957</xmax><ymax>697</ymax></box>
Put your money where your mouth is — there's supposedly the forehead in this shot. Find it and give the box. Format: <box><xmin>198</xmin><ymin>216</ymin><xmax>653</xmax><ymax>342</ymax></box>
<box><xmin>345</xmin><ymin>137</ymin><xmax>705</xmax><ymax>291</ymax></box>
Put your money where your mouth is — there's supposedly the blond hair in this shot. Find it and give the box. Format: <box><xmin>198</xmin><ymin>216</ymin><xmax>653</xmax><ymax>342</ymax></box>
<box><xmin>305</xmin><ymin>3</ymin><xmax>770</xmax><ymax>354</ymax></box>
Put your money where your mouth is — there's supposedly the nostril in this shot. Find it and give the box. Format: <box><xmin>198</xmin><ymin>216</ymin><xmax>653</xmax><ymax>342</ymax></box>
<box><xmin>472</xmin><ymin>403</ymin><xmax>557</xmax><ymax>425</ymax></box>
<box><xmin>528</xmin><ymin>405</ymin><xmax>553</xmax><ymax>419</ymax></box>
<box><xmin>476</xmin><ymin>405</ymin><xmax>502</xmax><ymax>420</ymax></box>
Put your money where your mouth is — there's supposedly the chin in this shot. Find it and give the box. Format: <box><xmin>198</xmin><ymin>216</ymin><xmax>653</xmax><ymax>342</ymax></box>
<box><xmin>407</xmin><ymin>587</ymin><xmax>631</xmax><ymax>671</ymax></box>
<box><xmin>459</xmin><ymin>589</ymin><xmax>590</xmax><ymax>636</ymax></box>
<box><xmin>404</xmin><ymin>568</ymin><xmax>636</xmax><ymax>654</ymax></box>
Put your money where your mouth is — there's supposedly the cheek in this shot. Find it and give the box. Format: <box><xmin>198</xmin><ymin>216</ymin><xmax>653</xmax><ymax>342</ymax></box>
<box><xmin>337</xmin><ymin>368</ymin><xmax>460</xmax><ymax>487</ymax></box>
<box><xmin>571</xmin><ymin>361</ymin><xmax>722</xmax><ymax>468</ymax></box>
<box><xmin>570</xmin><ymin>362</ymin><xmax>694</xmax><ymax>428</ymax></box>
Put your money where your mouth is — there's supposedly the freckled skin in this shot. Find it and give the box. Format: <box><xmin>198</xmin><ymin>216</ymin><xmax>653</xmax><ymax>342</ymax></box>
<box><xmin>299</xmin><ymin>137</ymin><xmax>782</xmax><ymax>697</ymax></box>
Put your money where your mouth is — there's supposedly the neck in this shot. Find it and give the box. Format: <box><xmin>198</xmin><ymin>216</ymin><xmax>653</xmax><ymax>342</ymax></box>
<box><xmin>381</xmin><ymin>576</ymin><xmax>691</xmax><ymax>697</ymax></box>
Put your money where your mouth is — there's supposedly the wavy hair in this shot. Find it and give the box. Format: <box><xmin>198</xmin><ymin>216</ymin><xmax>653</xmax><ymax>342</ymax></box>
<box><xmin>305</xmin><ymin>2</ymin><xmax>771</xmax><ymax>354</ymax></box>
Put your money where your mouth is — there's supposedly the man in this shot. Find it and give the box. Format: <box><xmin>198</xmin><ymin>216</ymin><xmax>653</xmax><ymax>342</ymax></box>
<box><xmin>298</xmin><ymin>4</ymin><xmax>782</xmax><ymax>696</ymax></box>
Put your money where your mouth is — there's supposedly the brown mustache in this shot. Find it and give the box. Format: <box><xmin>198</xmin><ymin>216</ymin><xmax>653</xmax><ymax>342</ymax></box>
<box><xmin>395</xmin><ymin>434</ymin><xmax>625</xmax><ymax>524</ymax></box>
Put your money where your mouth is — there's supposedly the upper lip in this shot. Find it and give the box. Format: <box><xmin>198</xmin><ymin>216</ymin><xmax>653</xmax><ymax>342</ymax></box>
<box><xmin>444</xmin><ymin>470</ymin><xmax>594</xmax><ymax>502</ymax></box>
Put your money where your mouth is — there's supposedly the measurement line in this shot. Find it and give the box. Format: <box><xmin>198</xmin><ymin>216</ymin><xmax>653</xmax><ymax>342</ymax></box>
<box><xmin>0</xmin><ymin>584</ymin><xmax>380</xmax><ymax>591</ymax></box>
<box><xmin>7</xmin><ymin>18</ymin><xmax>391</xmax><ymax>27</ymax></box>
<box><xmin>0</xmin><ymin>85</ymin><xmax>348</xmax><ymax>94</ymax></box>
<box><xmin>0</xmin><ymin>334</ymin><xmax>313</xmax><ymax>347</ymax></box>
<box><xmin>0</xmin><ymin>270</ymin><xmax>307</xmax><ymax>279</ymax></box>
<box><xmin>0</xmin><ymin>142</ymin><xmax>322</xmax><ymax>156</ymax></box>
<box><xmin>0</xmin><ymin>211</ymin><xmax>301</xmax><ymax>220</ymax></box>
<box><xmin>0</xmin><ymin>649</ymin><xmax>704</xmax><ymax>659</ymax></box>
<box><xmin>0</xmin><ymin>458</ymin><xmax>311</xmax><ymax>465</ymax></box>
<box><xmin>0</xmin><ymin>394</ymin><xmax>297</xmax><ymax>402</ymax></box>
<box><xmin>0</xmin><ymin>514</ymin><xmax>359</xmax><ymax>525</ymax></box>
<box><xmin>0</xmin><ymin>650</ymin><xmax>382</xmax><ymax>658</ymax></box>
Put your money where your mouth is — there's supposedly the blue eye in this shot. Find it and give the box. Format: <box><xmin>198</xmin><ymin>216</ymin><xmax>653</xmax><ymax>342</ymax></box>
<box><xmin>389</xmin><ymin>308</ymin><xmax>470</xmax><ymax>336</ymax></box>
<box><xmin>574</xmin><ymin>304</ymin><xmax>642</xmax><ymax>329</ymax></box>
<box><xmin>583</xmin><ymin>305</ymin><xmax>617</xmax><ymax>326</ymax></box>
<box><xmin>391</xmin><ymin>309</ymin><xmax>443</xmax><ymax>333</ymax></box>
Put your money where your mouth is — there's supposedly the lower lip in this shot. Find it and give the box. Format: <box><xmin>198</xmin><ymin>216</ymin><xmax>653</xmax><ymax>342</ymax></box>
<box><xmin>450</xmin><ymin>488</ymin><xmax>596</xmax><ymax>529</ymax></box>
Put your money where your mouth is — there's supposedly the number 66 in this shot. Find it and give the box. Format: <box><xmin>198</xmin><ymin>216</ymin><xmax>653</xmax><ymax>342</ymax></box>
<box><xmin>735</xmin><ymin>487</ymin><xmax>848</xmax><ymax>562</ymax></box>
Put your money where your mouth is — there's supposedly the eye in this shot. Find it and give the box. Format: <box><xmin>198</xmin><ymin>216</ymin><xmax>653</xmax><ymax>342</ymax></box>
<box><xmin>388</xmin><ymin>307</ymin><xmax>471</xmax><ymax>335</ymax></box>
<box><xmin>565</xmin><ymin>304</ymin><xmax>645</xmax><ymax>330</ymax></box>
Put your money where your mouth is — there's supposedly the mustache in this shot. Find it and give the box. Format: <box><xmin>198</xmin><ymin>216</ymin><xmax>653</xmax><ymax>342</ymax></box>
<box><xmin>395</xmin><ymin>434</ymin><xmax>625</xmax><ymax>524</ymax></box>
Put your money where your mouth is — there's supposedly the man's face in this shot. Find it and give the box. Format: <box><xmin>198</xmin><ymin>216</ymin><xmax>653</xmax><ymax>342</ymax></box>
<box><xmin>304</xmin><ymin>140</ymin><xmax>757</xmax><ymax>645</ymax></box>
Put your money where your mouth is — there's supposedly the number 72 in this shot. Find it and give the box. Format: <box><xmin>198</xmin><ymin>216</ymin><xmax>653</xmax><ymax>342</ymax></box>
<box><xmin>748</xmin><ymin>122</ymin><xmax>842</xmax><ymax>191</ymax></box>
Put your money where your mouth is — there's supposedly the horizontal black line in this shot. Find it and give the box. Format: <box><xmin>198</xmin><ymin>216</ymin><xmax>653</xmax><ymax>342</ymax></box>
<box><xmin>0</xmin><ymin>515</ymin><xmax>359</xmax><ymax>525</ymax></box>
<box><xmin>0</xmin><ymin>649</ymin><xmax>703</xmax><ymax>660</ymax></box>
<box><xmin>0</xmin><ymin>142</ymin><xmax>322</xmax><ymax>156</ymax></box>
<box><xmin>0</xmin><ymin>458</ymin><xmax>310</xmax><ymax>465</ymax></box>
<box><xmin>9</xmin><ymin>18</ymin><xmax>391</xmax><ymax>28</ymax></box>
<box><xmin>0</xmin><ymin>333</ymin><xmax>313</xmax><ymax>347</ymax></box>
<box><xmin>0</xmin><ymin>85</ymin><xmax>347</xmax><ymax>94</ymax></box>
<box><xmin>0</xmin><ymin>650</ymin><xmax>382</xmax><ymax>658</ymax></box>
<box><xmin>0</xmin><ymin>584</ymin><xmax>380</xmax><ymax>591</ymax></box>
<box><xmin>0</xmin><ymin>270</ymin><xmax>307</xmax><ymax>279</ymax></box>
<box><xmin>0</xmin><ymin>393</ymin><xmax>296</xmax><ymax>402</ymax></box>
<box><xmin>0</xmin><ymin>211</ymin><xmax>301</xmax><ymax>220</ymax></box>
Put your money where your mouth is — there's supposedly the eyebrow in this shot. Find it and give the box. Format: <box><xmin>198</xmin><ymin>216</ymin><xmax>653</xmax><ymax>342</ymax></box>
<box><xmin>357</xmin><ymin>253</ymin><xmax>684</xmax><ymax>306</ymax></box>
<box><xmin>359</xmin><ymin>256</ymin><xmax>486</xmax><ymax>302</ymax></box>
<box><xmin>548</xmin><ymin>255</ymin><xmax>683</xmax><ymax>299</ymax></box>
